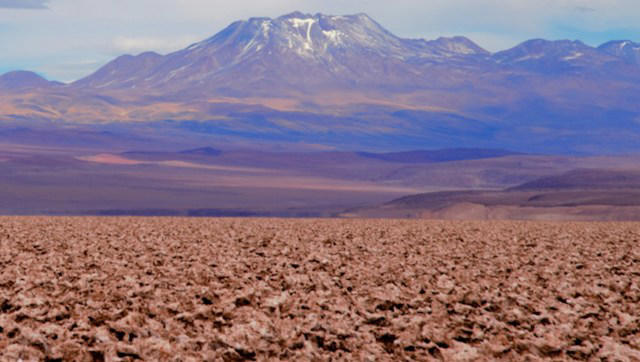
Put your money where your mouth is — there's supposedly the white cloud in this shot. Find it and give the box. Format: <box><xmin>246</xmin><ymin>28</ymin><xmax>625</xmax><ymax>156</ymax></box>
<box><xmin>111</xmin><ymin>36</ymin><xmax>201</xmax><ymax>55</ymax></box>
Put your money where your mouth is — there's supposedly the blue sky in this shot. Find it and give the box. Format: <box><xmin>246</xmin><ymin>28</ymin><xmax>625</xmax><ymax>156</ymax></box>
<box><xmin>1</xmin><ymin>0</ymin><xmax>638</xmax><ymax>82</ymax></box>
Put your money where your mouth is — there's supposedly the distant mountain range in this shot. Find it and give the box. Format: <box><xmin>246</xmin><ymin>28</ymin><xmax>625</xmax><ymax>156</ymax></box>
<box><xmin>1</xmin><ymin>12</ymin><xmax>640</xmax><ymax>154</ymax></box>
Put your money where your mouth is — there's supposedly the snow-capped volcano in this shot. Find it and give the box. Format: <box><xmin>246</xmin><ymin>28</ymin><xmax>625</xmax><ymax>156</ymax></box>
<box><xmin>204</xmin><ymin>12</ymin><xmax>487</xmax><ymax>60</ymax></box>
<box><xmin>188</xmin><ymin>12</ymin><xmax>411</xmax><ymax>59</ymax></box>
<box><xmin>73</xmin><ymin>12</ymin><xmax>489</xmax><ymax>93</ymax></box>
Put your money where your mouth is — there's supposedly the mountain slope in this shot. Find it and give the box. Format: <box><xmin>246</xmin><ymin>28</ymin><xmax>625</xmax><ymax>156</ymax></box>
<box><xmin>73</xmin><ymin>52</ymin><xmax>164</xmax><ymax>89</ymax></box>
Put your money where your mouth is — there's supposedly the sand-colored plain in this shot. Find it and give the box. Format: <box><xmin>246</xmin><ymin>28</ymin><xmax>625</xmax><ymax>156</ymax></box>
<box><xmin>0</xmin><ymin>217</ymin><xmax>639</xmax><ymax>361</ymax></box>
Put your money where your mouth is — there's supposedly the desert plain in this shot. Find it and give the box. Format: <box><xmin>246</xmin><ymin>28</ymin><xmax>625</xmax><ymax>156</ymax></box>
<box><xmin>0</xmin><ymin>217</ymin><xmax>639</xmax><ymax>361</ymax></box>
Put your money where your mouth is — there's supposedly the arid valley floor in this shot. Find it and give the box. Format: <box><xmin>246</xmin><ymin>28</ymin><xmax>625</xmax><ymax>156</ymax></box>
<box><xmin>1</xmin><ymin>217</ymin><xmax>639</xmax><ymax>361</ymax></box>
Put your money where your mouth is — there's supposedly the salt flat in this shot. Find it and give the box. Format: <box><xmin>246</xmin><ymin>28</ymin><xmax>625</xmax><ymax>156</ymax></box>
<box><xmin>0</xmin><ymin>217</ymin><xmax>638</xmax><ymax>360</ymax></box>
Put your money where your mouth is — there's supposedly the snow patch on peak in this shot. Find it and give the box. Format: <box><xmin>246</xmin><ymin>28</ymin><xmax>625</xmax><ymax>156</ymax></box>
<box><xmin>289</xmin><ymin>18</ymin><xmax>316</xmax><ymax>52</ymax></box>
<box><xmin>322</xmin><ymin>29</ymin><xmax>343</xmax><ymax>45</ymax></box>
<box><xmin>511</xmin><ymin>54</ymin><xmax>544</xmax><ymax>63</ymax></box>
<box><xmin>290</xmin><ymin>18</ymin><xmax>315</xmax><ymax>34</ymax></box>
<box><xmin>563</xmin><ymin>52</ymin><xmax>584</xmax><ymax>61</ymax></box>
<box><xmin>261</xmin><ymin>20</ymin><xmax>272</xmax><ymax>37</ymax></box>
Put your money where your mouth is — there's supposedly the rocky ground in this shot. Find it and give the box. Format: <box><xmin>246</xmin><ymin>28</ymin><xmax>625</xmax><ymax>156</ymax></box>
<box><xmin>0</xmin><ymin>217</ymin><xmax>639</xmax><ymax>361</ymax></box>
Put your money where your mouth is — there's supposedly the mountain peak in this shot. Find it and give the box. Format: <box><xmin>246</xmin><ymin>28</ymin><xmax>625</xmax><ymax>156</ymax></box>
<box><xmin>428</xmin><ymin>36</ymin><xmax>489</xmax><ymax>55</ymax></box>
<box><xmin>0</xmin><ymin>70</ymin><xmax>58</xmax><ymax>90</ymax></box>
<box><xmin>277</xmin><ymin>11</ymin><xmax>312</xmax><ymax>20</ymax></box>
<box><xmin>0</xmin><ymin>70</ymin><xmax>44</xmax><ymax>80</ymax></box>
<box><xmin>275</xmin><ymin>11</ymin><xmax>374</xmax><ymax>21</ymax></box>
<box><xmin>598</xmin><ymin>40</ymin><xmax>640</xmax><ymax>64</ymax></box>
<box><xmin>513</xmin><ymin>38</ymin><xmax>587</xmax><ymax>50</ymax></box>
<box><xmin>492</xmin><ymin>38</ymin><xmax>618</xmax><ymax>70</ymax></box>
<box><xmin>73</xmin><ymin>51</ymin><xmax>164</xmax><ymax>88</ymax></box>
<box><xmin>184</xmin><ymin>11</ymin><xmax>401</xmax><ymax>60</ymax></box>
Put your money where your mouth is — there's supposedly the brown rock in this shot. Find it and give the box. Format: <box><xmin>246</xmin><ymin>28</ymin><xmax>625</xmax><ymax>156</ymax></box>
<box><xmin>0</xmin><ymin>217</ymin><xmax>639</xmax><ymax>360</ymax></box>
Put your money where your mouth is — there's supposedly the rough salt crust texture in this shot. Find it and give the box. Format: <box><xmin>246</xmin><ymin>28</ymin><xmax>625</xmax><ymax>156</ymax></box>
<box><xmin>0</xmin><ymin>217</ymin><xmax>639</xmax><ymax>361</ymax></box>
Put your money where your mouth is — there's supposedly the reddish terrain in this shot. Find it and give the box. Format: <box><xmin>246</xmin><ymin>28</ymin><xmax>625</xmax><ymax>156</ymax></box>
<box><xmin>1</xmin><ymin>217</ymin><xmax>639</xmax><ymax>360</ymax></box>
<box><xmin>3</xmin><ymin>142</ymin><xmax>640</xmax><ymax>218</ymax></box>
